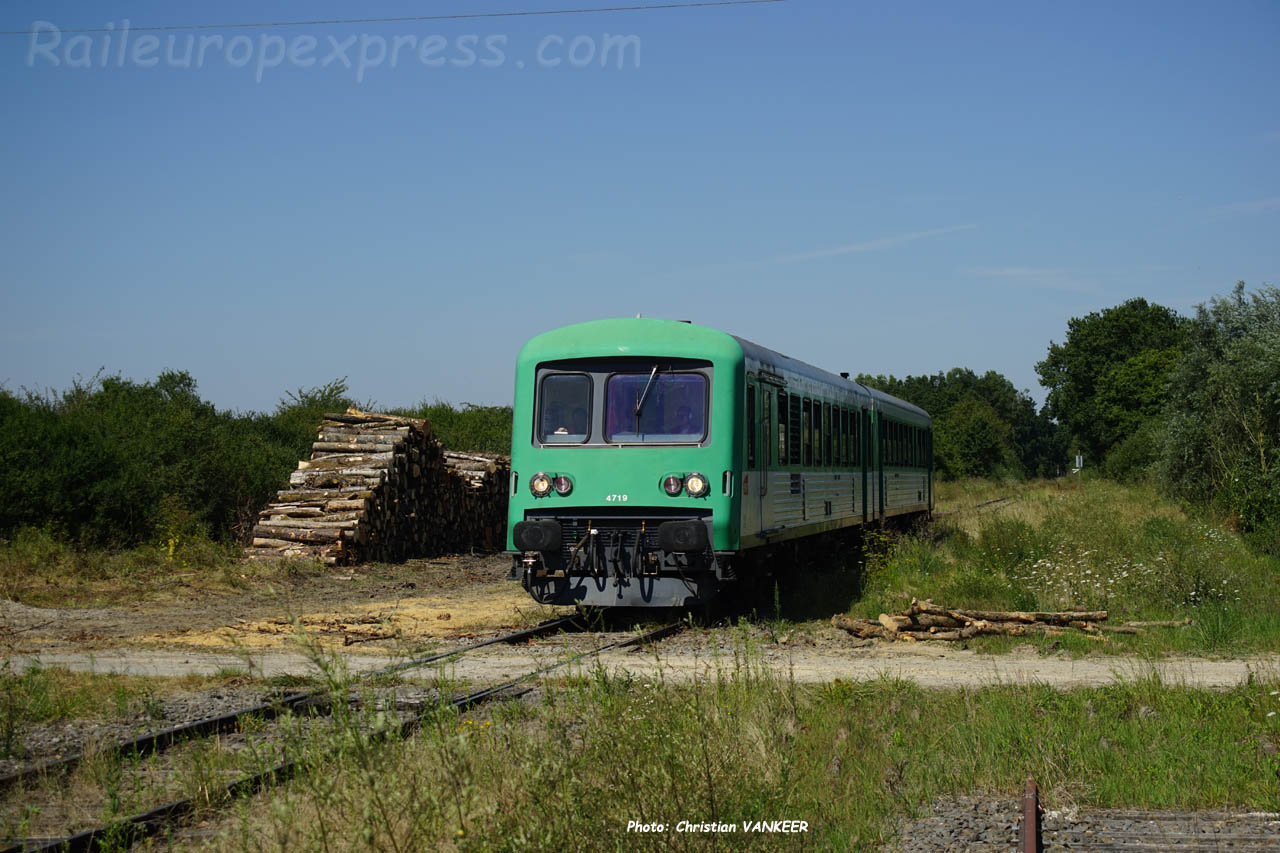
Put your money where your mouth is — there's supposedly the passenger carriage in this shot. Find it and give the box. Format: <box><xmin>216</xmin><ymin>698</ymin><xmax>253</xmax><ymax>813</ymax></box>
<box><xmin>507</xmin><ymin>318</ymin><xmax>932</xmax><ymax>607</ymax></box>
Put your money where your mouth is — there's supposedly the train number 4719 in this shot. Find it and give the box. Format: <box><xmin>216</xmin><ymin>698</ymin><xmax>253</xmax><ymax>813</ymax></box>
<box><xmin>604</xmin><ymin>494</ymin><xmax>630</xmax><ymax>502</ymax></box>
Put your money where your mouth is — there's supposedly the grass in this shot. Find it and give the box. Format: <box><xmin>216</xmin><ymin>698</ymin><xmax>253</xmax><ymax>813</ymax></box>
<box><xmin>0</xmin><ymin>526</ymin><xmax>328</xmax><ymax>608</ymax></box>
<box><xmin>0</xmin><ymin>664</ymin><xmax>264</xmax><ymax>760</ymax></box>
<box><xmin>852</xmin><ymin>476</ymin><xmax>1280</xmax><ymax>655</ymax></box>
<box><xmin>188</xmin><ymin>650</ymin><xmax>1280</xmax><ymax>852</ymax></box>
<box><xmin>3</xmin><ymin>607</ymin><xmax>1278</xmax><ymax>849</ymax></box>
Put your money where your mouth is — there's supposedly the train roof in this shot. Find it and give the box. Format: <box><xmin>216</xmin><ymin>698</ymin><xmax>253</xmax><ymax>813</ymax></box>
<box><xmin>731</xmin><ymin>335</ymin><xmax>931</xmax><ymax>423</ymax></box>
<box><xmin>518</xmin><ymin>317</ymin><xmax>743</xmax><ymax>364</ymax></box>
<box><xmin>518</xmin><ymin>318</ymin><xmax>930</xmax><ymax>424</ymax></box>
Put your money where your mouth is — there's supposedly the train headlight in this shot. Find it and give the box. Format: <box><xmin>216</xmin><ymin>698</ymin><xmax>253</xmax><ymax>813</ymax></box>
<box><xmin>552</xmin><ymin>475</ymin><xmax>573</xmax><ymax>496</ymax></box>
<box><xmin>529</xmin><ymin>473</ymin><xmax>552</xmax><ymax>498</ymax></box>
<box><xmin>684</xmin><ymin>472</ymin><xmax>709</xmax><ymax>498</ymax></box>
<box><xmin>663</xmin><ymin>475</ymin><xmax>684</xmax><ymax>497</ymax></box>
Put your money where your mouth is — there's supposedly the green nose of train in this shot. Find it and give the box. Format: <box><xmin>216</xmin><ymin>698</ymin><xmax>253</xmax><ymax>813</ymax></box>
<box><xmin>507</xmin><ymin>318</ymin><xmax>933</xmax><ymax>608</ymax></box>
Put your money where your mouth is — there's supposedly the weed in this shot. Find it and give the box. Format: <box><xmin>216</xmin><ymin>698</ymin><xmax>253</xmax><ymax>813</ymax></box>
<box><xmin>855</xmin><ymin>478</ymin><xmax>1280</xmax><ymax>655</ymax></box>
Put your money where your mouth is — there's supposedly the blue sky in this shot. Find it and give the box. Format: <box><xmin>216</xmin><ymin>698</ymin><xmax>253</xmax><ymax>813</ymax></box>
<box><xmin>2</xmin><ymin>0</ymin><xmax>1277</xmax><ymax>413</ymax></box>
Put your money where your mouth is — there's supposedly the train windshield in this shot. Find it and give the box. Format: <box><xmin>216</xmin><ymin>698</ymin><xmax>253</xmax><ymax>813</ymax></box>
<box><xmin>538</xmin><ymin>374</ymin><xmax>591</xmax><ymax>443</ymax></box>
<box><xmin>605</xmin><ymin>372</ymin><xmax>707</xmax><ymax>443</ymax></box>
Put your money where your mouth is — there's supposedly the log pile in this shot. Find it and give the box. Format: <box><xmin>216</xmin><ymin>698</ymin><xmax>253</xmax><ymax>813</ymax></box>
<box><xmin>244</xmin><ymin>410</ymin><xmax>510</xmax><ymax>565</ymax></box>
<box><xmin>832</xmin><ymin>598</ymin><xmax>1126</xmax><ymax>642</ymax></box>
<box><xmin>443</xmin><ymin>451</ymin><xmax>510</xmax><ymax>551</ymax></box>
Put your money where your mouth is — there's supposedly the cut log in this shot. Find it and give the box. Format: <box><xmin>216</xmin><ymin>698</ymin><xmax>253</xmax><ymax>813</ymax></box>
<box><xmin>878</xmin><ymin>613</ymin><xmax>911</xmax><ymax>633</ymax></box>
<box><xmin>833</xmin><ymin>599</ymin><xmax>1124</xmax><ymax>643</ymax></box>
<box><xmin>244</xmin><ymin>407</ymin><xmax>510</xmax><ymax>565</ymax></box>
<box><xmin>252</xmin><ymin>525</ymin><xmax>343</xmax><ymax>543</ymax></box>
<box><xmin>910</xmin><ymin>598</ymin><xmax>1107</xmax><ymax>626</ymax></box>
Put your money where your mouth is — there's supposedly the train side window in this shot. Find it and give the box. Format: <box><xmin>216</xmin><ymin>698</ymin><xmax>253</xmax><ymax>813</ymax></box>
<box><xmin>802</xmin><ymin>398</ymin><xmax>812</xmax><ymax>467</ymax></box>
<box><xmin>839</xmin><ymin>404</ymin><xmax>849</xmax><ymax>466</ymax></box>
<box><xmin>811</xmin><ymin>400</ymin><xmax>819</xmax><ymax>467</ymax></box>
<box><xmin>851</xmin><ymin>411</ymin><xmax>858</xmax><ymax>467</ymax></box>
<box><xmin>812</xmin><ymin>400</ymin><xmax>820</xmax><ymax>467</ymax></box>
<box><xmin>847</xmin><ymin>408</ymin><xmax>854</xmax><ymax>466</ymax></box>
<box><xmin>840</xmin><ymin>408</ymin><xmax>848</xmax><ymax>466</ymax></box>
<box><xmin>822</xmin><ymin>403</ymin><xmax>832</xmax><ymax>466</ymax></box>
<box><xmin>853</xmin><ymin>411</ymin><xmax>860</xmax><ymax>467</ymax></box>
<box><xmin>746</xmin><ymin>386</ymin><xmax>757</xmax><ymax>470</ymax></box>
<box><xmin>814</xmin><ymin>401</ymin><xmax>823</xmax><ymax>468</ymax></box>
<box><xmin>819</xmin><ymin>399</ymin><xmax>829</xmax><ymax>466</ymax></box>
<box><xmin>833</xmin><ymin>407</ymin><xmax>842</xmax><ymax>466</ymax></box>
<box><xmin>777</xmin><ymin>391</ymin><xmax>788</xmax><ymax>466</ymax></box>
<box><xmin>815</xmin><ymin>402</ymin><xmax>824</xmax><ymax>467</ymax></box>
<box><xmin>789</xmin><ymin>394</ymin><xmax>802</xmax><ymax>465</ymax></box>
<box><xmin>764</xmin><ymin>390</ymin><xmax>772</xmax><ymax>467</ymax></box>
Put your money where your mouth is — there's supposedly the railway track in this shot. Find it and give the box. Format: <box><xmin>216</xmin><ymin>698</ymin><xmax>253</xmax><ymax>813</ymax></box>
<box><xmin>1019</xmin><ymin>777</ymin><xmax>1280</xmax><ymax>852</ymax></box>
<box><xmin>931</xmin><ymin>494</ymin><xmax>1016</xmax><ymax>519</ymax></box>
<box><xmin>2</xmin><ymin>618</ymin><xmax>683</xmax><ymax>852</ymax></box>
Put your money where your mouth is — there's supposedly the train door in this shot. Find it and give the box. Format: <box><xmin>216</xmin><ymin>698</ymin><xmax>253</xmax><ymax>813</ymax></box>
<box><xmin>743</xmin><ymin>383</ymin><xmax>760</xmax><ymax>537</ymax></box>
<box><xmin>861</xmin><ymin>408</ymin><xmax>870</xmax><ymax>522</ymax></box>
<box><xmin>877</xmin><ymin>415</ymin><xmax>886</xmax><ymax>521</ymax></box>
<box><xmin>759</xmin><ymin>388</ymin><xmax>772</xmax><ymax>530</ymax></box>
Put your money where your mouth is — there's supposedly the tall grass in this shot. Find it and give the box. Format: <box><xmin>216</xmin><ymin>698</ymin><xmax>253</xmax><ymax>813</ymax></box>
<box><xmin>857</xmin><ymin>478</ymin><xmax>1280</xmax><ymax>654</ymax></box>
<box><xmin>204</xmin><ymin>654</ymin><xmax>1280</xmax><ymax>852</ymax></box>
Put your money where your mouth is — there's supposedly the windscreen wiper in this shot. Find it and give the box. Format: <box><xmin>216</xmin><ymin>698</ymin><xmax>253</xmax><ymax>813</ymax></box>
<box><xmin>633</xmin><ymin>364</ymin><xmax>659</xmax><ymax>432</ymax></box>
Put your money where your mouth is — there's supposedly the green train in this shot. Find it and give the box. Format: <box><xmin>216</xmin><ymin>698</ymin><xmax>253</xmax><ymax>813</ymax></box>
<box><xmin>507</xmin><ymin>318</ymin><xmax>933</xmax><ymax>607</ymax></box>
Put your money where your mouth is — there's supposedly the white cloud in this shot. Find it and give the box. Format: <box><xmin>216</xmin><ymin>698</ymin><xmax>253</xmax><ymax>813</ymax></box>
<box><xmin>964</xmin><ymin>266</ymin><xmax>1100</xmax><ymax>294</ymax></box>
<box><xmin>968</xmin><ymin>266</ymin><xmax>1067</xmax><ymax>278</ymax></box>
<box><xmin>766</xmin><ymin>224</ymin><xmax>977</xmax><ymax>265</ymax></box>
<box><xmin>1208</xmin><ymin>196</ymin><xmax>1280</xmax><ymax>218</ymax></box>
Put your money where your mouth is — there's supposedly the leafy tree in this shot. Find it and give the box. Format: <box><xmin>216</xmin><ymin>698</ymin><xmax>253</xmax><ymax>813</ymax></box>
<box><xmin>1160</xmin><ymin>283</ymin><xmax>1280</xmax><ymax>553</ymax></box>
<box><xmin>1035</xmin><ymin>298</ymin><xmax>1188</xmax><ymax>464</ymax></box>
<box><xmin>933</xmin><ymin>395</ymin><xmax>1018</xmax><ymax>479</ymax></box>
<box><xmin>857</xmin><ymin>368</ymin><xmax>1064</xmax><ymax>478</ymax></box>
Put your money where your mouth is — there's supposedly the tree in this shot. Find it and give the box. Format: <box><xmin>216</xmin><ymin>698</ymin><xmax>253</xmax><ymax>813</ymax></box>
<box><xmin>934</xmin><ymin>395</ymin><xmax>1018</xmax><ymax>479</ymax></box>
<box><xmin>1036</xmin><ymin>298</ymin><xmax>1187</xmax><ymax>464</ymax></box>
<box><xmin>1161</xmin><ymin>283</ymin><xmax>1280</xmax><ymax>553</ymax></box>
<box><xmin>857</xmin><ymin>368</ymin><xmax>1064</xmax><ymax>478</ymax></box>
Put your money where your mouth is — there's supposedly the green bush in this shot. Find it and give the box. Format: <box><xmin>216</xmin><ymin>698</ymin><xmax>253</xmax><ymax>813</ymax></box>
<box><xmin>1160</xmin><ymin>283</ymin><xmax>1280</xmax><ymax>553</ymax></box>
<box><xmin>1103</xmin><ymin>418</ymin><xmax>1162</xmax><ymax>482</ymax></box>
<box><xmin>0</xmin><ymin>374</ymin><xmax>351</xmax><ymax>547</ymax></box>
<box><xmin>0</xmin><ymin>372</ymin><xmax>514</xmax><ymax>551</ymax></box>
<box><xmin>397</xmin><ymin>399</ymin><xmax>513</xmax><ymax>456</ymax></box>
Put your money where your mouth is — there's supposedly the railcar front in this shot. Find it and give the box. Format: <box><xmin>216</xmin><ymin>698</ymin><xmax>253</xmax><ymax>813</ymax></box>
<box><xmin>506</xmin><ymin>319</ymin><xmax>744</xmax><ymax>607</ymax></box>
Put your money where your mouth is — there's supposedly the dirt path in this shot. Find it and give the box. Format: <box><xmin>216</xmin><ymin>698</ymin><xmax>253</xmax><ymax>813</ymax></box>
<box><xmin>4</xmin><ymin>554</ymin><xmax>1277</xmax><ymax>689</ymax></box>
<box><xmin>11</xmin><ymin>640</ymin><xmax>1278</xmax><ymax>689</ymax></box>
<box><xmin>0</xmin><ymin>554</ymin><xmax>557</xmax><ymax>653</ymax></box>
